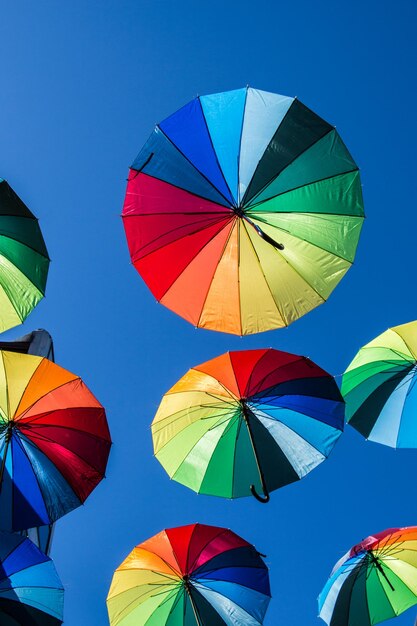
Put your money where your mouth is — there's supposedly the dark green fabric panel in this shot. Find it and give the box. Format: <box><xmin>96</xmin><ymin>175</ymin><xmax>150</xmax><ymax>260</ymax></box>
<box><xmin>0</xmin><ymin>182</ymin><xmax>36</xmax><ymax>218</ymax></box>
<box><xmin>243</xmin><ymin>99</ymin><xmax>333</xmax><ymax>204</ymax></box>
<box><xmin>0</xmin><ymin>216</ymin><xmax>49</xmax><ymax>257</ymax></box>
<box><xmin>191</xmin><ymin>587</ymin><xmax>228</xmax><ymax>626</ymax></box>
<box><xmin>347</xmin><ymin>367</ymin><xmax>413</xmax><ymax>437</ymax></box>
<box><xmin>247</xmin><ymin>409</ymin><xmax>300</xmax><ymax>493</ymax></box>
<box><xmin>0</xmin><ymin>238</ymin><xmax>49</xmax><ymax>293</ymax></box>
<box><xmin>366</xmin><ymin>567</ymin><xmax>396</xmax><ymax>624</ymax></box>
<box><xmin>330</xmin><ymin>563</ymin><xmax>369</xmax><ymax>626</ymax></box>
<box><xmin>165</xmin><ymin>591</ymin><xmax>186</xmax><ymax>626</ymax></box>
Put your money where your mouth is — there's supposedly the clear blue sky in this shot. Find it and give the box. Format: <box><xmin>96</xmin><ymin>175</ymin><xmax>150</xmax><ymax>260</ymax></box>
<box><xmin>1</xmin><ymin>1</ymin><xmax>417</xmax><ymax>624</ymax></box>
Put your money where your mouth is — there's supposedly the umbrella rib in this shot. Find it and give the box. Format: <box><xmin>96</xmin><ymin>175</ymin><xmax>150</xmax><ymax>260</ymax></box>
<box><xmin>0</xmin><ymin>232</ymin><xmax>50</xmax><ymax>262</ymax></box>
<box><xmin>17</xmin><ymin>407</ymin><xmax>107</xmax><ymax>429</ymax></box>
<box><xmin>21</xmin><ymin>429</ymin><xmax>109</xmax><ymax>475</ymax></box>
<box><xmin>130</xmin><ymin>214</ymin><xmax>231</xmax><ymax>263</ymax></box>
<box><xmin>155</xmin><ymin>217</ymin><xmax>236</xmax><ymax>304</ymax></box>
<box><xmin>152</xmin><ymin>404</ymin><xmax>230</xmax><ymax>434</ymax></box>
<box><xmin>165</xmin><ymin>413</ymin><xmax>238</xmax><ymax>473</ymax></box>
<box><xmin>247</xmin><ymin>167</ymin><xmax>359</xmax><ymax>209</ymax></box>
<box><xmin>187</xmin><ymin>529</ymin><xmax>229</xmax><ymax>575</ymax></box>
<box><xmin>14</xmin><ymin>377</ymin><xmax>83</xmax><ymax>422</ymax></box>
<box><xmin>248</xmin><ymin>407</ymin><xmax>330</xmax><ymax>461</ymax></box>
<box><xmin>390</xmin><ymin>328</ymin><xmax>417</xmax><ymax>361</ymax></box>
<box><xmin>157</xmin><ymin>125</ymin><xmax>233</xmax><ymax>208</ymax></box>
<box><xmin>245</xmin><ymin>355</ymin><xmax>308</xmax><ymax>397</ymax></box>
<box><xmin>19</xmin><ymin>421</ymin><xmax>110</xmax><ymax>443</ymax></box>
<box><xmin>193</xmin><ymin>579</ymin><xmax>265</xmax><ymax>623</ymax></box>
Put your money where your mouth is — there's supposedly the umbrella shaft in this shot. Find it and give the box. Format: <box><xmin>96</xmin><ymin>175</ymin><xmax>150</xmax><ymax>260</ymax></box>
<box><xmin>241</xmin><ymin>405</ymin><xmax>268</xmax><ymax>496</ymax></box>
<box><xmin>371</xmin><ymin>554</ymin><xmax>395</xmax><ymax>591</ymax></box>
<box><xmin>184</xmin><ymin>583</ymin><xmax>201</xmax><ymax>626</ymax></box>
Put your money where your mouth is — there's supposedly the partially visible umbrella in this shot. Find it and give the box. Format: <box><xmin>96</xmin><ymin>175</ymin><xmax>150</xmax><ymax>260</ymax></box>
<box><xmin>0</xmin><ymin>350</ymin><xmax>111</xmax><ymax>531</ymax></box>
<box><xmin>0</xmin><ymin>180</ymin><xmax>49</xmax><ymax>333</ymax></box>
<box><xmin>342</xmin><ymin>320</ymin><xmax>417</xmax><ymax>447</ymax></box>
<box><xmin>152</xmin><ymin>349</ymin><xmax>344</xmax><ymax>502</ymax></box>
<box><xmin>0</xmin><ymin>329</ymin><xmax>55</xmax><ymax>553</ymax></box>
<box><xmin>0</xmin><ymin>530</ymin><xmax>63</xmax><ymax>625</ymax></box>
<box><xmin>107</xmin><ymin>523</ymin><xmax>270</xmax><ymax>626</ymax></box>
<box><xmin>319</xmin><ymin>526</ymin><xmax>417</xmax><ymax>626</ymax></box>
<box><xmin>123</xmin><ymin>87</ymin><xmax>364</xmax><ymax>335</ymax></box>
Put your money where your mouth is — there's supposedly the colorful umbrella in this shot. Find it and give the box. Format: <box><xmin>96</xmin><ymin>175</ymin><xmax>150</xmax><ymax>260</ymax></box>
<box><xmin>123</xmin><ymin>87</ymin><xmax>364</xmax><ymax>335</ymax></box>
<box><xmin>0</xmin><ymin>350</ymin><xmax>111</xmax><ymax>531</ymax></box>
<box><xmin>0</xmin><ymin>530</ymin><xmax>63</xmax><ymax>625</ymax></box>
<box><xmin>342</xmin><ymin>320</ymin><xmax>417</xmax><ymax>447</ymax></box>
<box><xmin>107</xmin><ymin>523</ymin><xmax>270</xmax><ymax>626</ymax></box>
<box><xmin>152</xmin><ymin>348</ymin><xmax>344</xmax><ymax>502</ymax></box>
<box><xmin>0</xmin><ymin>180</ymin><xmax>50</xmax><ymax>333</ymax></box>
<box><xmin>319</xmin><ymin>526</ymin><xmax>417</xmax><ymax>626</ymax></box>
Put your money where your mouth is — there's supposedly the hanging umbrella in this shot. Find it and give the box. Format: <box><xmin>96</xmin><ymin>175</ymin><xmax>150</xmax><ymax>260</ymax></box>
<box><xmin>0</xmin><ymin>329</ymin><xmax>55</xmax><ymax>554</ymax></box>
<box><xmin>341</xmin><ymin>320</ymin><xmax>417</xmax><ymax>447</ymax></box>
<box><xmin>152</xmin><ymin>348</ymin><xmax>344</xmax><ymax>502</ymax></box>
<box><xmin>0</xmin><ymin>530</ymin><xmax>63</xmax><ymax>625</ymax></box>
<box><xmin>0</xmin><ymin>180</ymin><xmax>50</xmax><ymax>333</ymax></box>
<box><xmin>122</xmin><ymin>87</ymin><xmax>364</xmax><ymax>335</ymax></box>
<box><xmin>0</xmin><ymin>350</ymin><xmax>111</xmax><ymax>531</ymax></box>
<box><xmin>107</xmin><ymin>523</ymin><xmax>270</xmax><ymax>626</ymax></box>
<box><xmin>319</xmin><ymin>526</ymin><xmax>417</xmax><ymax>626</ymax></box>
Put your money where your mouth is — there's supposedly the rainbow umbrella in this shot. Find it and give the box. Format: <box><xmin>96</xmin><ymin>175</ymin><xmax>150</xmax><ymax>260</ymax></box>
<box><xmin>0</xmin><ymin>350</ymin><xmax>111</xmax><ymax>531</ymax></box>
<box><xmin>152</xmin><ymin>349</ymin><xmax>344</xmax><ymax>502</ymax></box>
<box><xmin>107</xmin><ymin>523</ymin><xmax>270</xmax><ymax>626</ymax></box>
<box><xmin>342</xmin><ymin>320</ymin><xmax>417</xmax><ymax>447</ymax></box>
<box><xmin>123</xmin><ymin>87</ymin><xmax>364</xmax><ymax>335</ymax></box>
<box><xmin>0</xmin><ymin>180</ymin><xmax>49</xmax><ymax>333</ymax></box>
<box><xmin>0</xmin><ymin>530</ymin><xmax>63</xmax><ymax>625</ymax></box>
<box><xmin>319</xmin><ymin>526</ymin><xmax>417</xmax><ymax>626</ymax></box>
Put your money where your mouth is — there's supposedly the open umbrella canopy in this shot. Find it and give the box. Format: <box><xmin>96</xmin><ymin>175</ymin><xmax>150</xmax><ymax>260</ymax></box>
<box><xmin>0</xmin><ymin>530</ymin><xmax>63</xmax><ymax>625</ymax></box>
<box><xmin>0</xmin><ymin>350</ymin><xmax>111</xmax><ymax>531</ymax></box>
<box><xmin>0</xmin><ymin>180</ymin><xmax>50</xmax><ymax>333</ymax></box>
<box><xmin>107</xmin><ymin>523</ymin><xmax>270</xmax><ymax>626</ymax></box>
<box><xmin>152</xmin><ymin>348</ymin><xmax>344</xmax><ymax>502</ymax></box>
<box><xmin>319</xmin><ymin>526</ymin><xmax>417</xmax><ymax>626</ymax></box>
<box><xmin>342</xmin><ymin>320</ymin><xmax>417</xmax><ymax>447</ymax></box>
<box><xmin>123</xmin><ymin>87</ymin><xmax>364</xmax><ymax>335</ymax></box>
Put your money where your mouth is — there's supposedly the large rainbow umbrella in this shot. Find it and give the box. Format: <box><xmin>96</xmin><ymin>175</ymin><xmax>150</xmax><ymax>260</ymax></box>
<box><xmin>123</xmin><ymin>87</ymin><xmax>364</xmax><ymax>335</ymax></box>
<box><xmin>342</xmin><ymin>320</ymin><xmax>417</xmax><ymax>447</ymax></box>
<box><xmin>152</xmin><ymin>349</ymin><xmax>344</xmax><ymax>502</ymax></box>
<box><xmin>107</xmin><ymin>523</ymin><xmax>271</xmax><ymax>626</ymax></box>
<box><xmin>319</xmin><ymin>526</ymin><xmax>417</xmax><ymax>626</ymax></box>
<box><xmin>0</xmin><ymin>350</ymin><xmax>111</xmax><ymax>531</ymax></box>
<box><xmin>0</xmin><ymin>180</ymin><xmax>50</xmax><ymax>333</ymax></box>
<box><xmin>0</xmin><ymin>530</ymin><xmax>63</xmax><ymax>625</ymax></box>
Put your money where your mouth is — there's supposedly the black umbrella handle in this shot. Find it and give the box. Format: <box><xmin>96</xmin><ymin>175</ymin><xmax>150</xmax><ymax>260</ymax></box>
<box><xmin>250</xmin><ymin>483</ymin><xmax>270</xmax><ymax>503</ymax></box>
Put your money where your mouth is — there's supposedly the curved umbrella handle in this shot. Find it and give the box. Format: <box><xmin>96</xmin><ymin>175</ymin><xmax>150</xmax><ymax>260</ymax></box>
<box><xmin>250</xmin><ymin>483</ymin><xmax>270</xmax><ymax>504</ymax></box>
